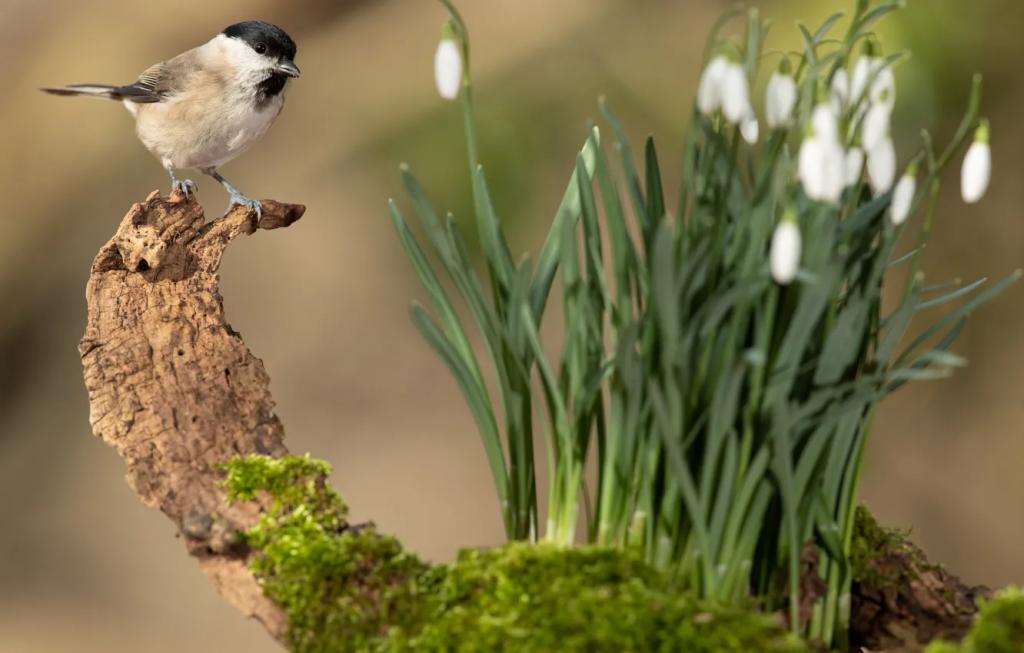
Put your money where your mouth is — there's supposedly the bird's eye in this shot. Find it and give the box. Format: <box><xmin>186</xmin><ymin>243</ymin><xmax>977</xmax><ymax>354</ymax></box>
<box><xmin>254</xmin><ymin>42</ymin><xmax>267</xmax><ymax>54</ymax></box>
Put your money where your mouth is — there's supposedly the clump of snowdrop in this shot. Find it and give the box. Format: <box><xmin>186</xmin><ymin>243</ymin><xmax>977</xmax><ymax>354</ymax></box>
<box><xmin>770</xmin><ymin>211</ymin><xmax>801</xmax><ymax>285</ymax></box>
<box><xmin>408</xmin><ymin>6</ymin><xmax>1011</xmax><ymax>653</ymax></box>
<box><xmin>798</xmin><ymin>98</ymin><xmax>845</xmax><ymax>202</ymax></box>
<box><xmin>961</xmin><ymin>120</ymin><xmax>992</xmax><ymax>203</ymax></box>
<box><xmin>434</xmin><ymin>26</ymin><xmax>463</xmax><ymax>100</ymax></box>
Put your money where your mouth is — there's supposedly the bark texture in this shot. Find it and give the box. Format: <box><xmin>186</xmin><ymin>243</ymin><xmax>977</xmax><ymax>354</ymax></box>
<box><xmin>850</xmin><ymin>537</ymin><xmax>991</xmax><ymax>652</ymax></box>
<box><xmin>79</xmin><ymin>190</ymin><xmax>305</xmax><ymax>642</ymax></box>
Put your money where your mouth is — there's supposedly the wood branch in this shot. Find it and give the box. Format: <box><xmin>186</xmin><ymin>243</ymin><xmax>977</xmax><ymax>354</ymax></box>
<box><xmin>79</xmin><ymin>190</ymin><xmax>305</xmax><ymax>642</ymax></box>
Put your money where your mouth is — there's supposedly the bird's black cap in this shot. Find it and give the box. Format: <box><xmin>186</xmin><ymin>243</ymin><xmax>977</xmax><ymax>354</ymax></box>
<box><xmin>223</xmin><ymin>21</ymin><xmax>297</xmax><ymax>61</ymax></box>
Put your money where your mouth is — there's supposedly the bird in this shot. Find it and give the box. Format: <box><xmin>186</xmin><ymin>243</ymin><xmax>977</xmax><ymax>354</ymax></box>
<box><xmin>42</xmin><ymin>21</ymin><xmax>300</xmax><ymax>218</ymax></box>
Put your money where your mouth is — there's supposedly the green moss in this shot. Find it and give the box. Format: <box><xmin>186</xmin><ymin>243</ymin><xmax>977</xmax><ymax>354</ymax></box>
<box><xmin>385</xmin><ymin>542</ymin><xmax>808</xmax><ymax>653</ymax></box>
<box><xmin>223</xmin><ymin>455</ymin><xmax>430</xmax><ymax>653</ymax></box>
<box><xmin>224</xmin><ymin>455</ymin><xmax>809</xmax><ymax>653</ymax></box>
<box><xmin>925</xmin><ymin>587</ymin><xmax>1024</xmax><ymax>653</ymax></box>
<box><xmin>850</xmin><ymin>506</ymin><xmax>940</xmax><ymax>590</ymax></box>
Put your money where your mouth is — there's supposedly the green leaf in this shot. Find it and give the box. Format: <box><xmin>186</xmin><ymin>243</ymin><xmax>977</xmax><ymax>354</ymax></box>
<box><xmin>530</xmin><ymin>132</ymin><xmax>600</xmax><ymax>321</ymax></box>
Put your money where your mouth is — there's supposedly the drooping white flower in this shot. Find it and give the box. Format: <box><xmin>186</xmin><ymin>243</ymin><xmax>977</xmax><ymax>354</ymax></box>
<box><xmin>811</xmin><ymin>104</ymin><xmax>839</xmax><ymax>143</ymax></box>
<box><xmin>740</xmin><ymin>113</ymin><xmax>759</xmax><ymax>144</ymax></box>
<box><xmin>434</xmin><ymin>36</ymin><xmax>463</xmax><ymax>100</ymax></box>
<box><xmin>867</xmin><ymin>137</ymin><xmax>896</xmax><ymax>195</ymax></box>
<box><xmin>830</xmin><ymin>68</ymin><xmax>850</xmax><ymax>114</ymax></box>
<box><xmin>720</xmin><ymin>62</ymin><xmax>751</xmax><ymax>124</ymax></box>
<box><xmin>697</xmin><ymin>56</ymin><xmax>729</xmax><ymax>116</ymax></box>
<box><xmin>798</xmin><ymin>102</ymin><xmax>845</xmax><ymax>202</ymax></box>
<box><xmin>770</xmin><ymin>216</ymin><xmax>802</xmax><ymax>285</ymax></box>
<box><xmin>851</xmin><ymin>56</ymin><xmax>896</xmax><ymax>108</ymax></box>
<box><xmin>799</xmin><ymin>139</ymin><xmax>845</xmax><ymax>202</ymax></box>
<box><xmin>765</xmin><ymin>71</ymin><xmax>797</xmax><ymax>128</ymax></box>
<box><xmin>861</xmin><ymin>103</ymin><xmax>891</xmax><ymax>152</ymax></box>
<box><xmin>961</xmin><ymin>120</ymin><xmax>991</xmax><ymax>204</ymax></box>
<box><xmin>851</xmin><ymin>56</ymin><xmax>872</xmax><ymax>102</ymax></box>
<box><xmin>890</xmin><ymin>166</ymin><xmax>917</xmax><ymax>225</ymax></box>
<box><xmin>870</xmin><ymin>66</ymin><xmax>896</xmax><ymax>108</ymax></box>
<box><xmin>844</xmin><ymin>147</ymin><xmax>865</xmax><ymax>187</ymax></box>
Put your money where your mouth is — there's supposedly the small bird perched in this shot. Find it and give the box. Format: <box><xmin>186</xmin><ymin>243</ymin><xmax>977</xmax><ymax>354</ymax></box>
<box><xmin>43</xmin><ymin>21</ymin><xmax>300</xmax><ymax>217</ymax></box>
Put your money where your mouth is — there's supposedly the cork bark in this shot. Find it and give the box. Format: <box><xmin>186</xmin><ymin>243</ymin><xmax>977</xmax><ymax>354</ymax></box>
<box><xmin>79</xmin><ymin>190</ymin><xmax>305</xmax><ymax>642</ymax></box>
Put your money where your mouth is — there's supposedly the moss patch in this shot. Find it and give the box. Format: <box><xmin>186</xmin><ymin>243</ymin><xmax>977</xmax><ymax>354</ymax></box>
<box><xmin>223</xmin><ymin>455</ymin><xmax>430</xmax><ymax>653</ymax></box>
<box><xmin>387</xmin><ymin>542</ymin><xmax>808</xmax><ymax>653</ymax></box>
<box><xmin>224</xmin><ymin>455</ymin><xmax>809</xmax><ymax>653</ymax></box>
<box><xmin>850</xmin><ymin>506</ymin><xmax>938</xmax><ymax>590</ymax></box>
<box><xmin>925</xmin><ymin>587</ymin><xmax>1024</xmax><ymax>653</ymax></box>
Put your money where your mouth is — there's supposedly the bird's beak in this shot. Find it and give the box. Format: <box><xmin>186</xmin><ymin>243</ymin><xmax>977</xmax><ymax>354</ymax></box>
<box><xmin>276</xmin><ymin>60</ymin><xmax>301</xmax><ymax>78</ymax></box>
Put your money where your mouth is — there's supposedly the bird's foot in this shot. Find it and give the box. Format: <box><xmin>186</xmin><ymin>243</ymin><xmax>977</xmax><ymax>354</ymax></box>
<box><xmin>227</xmin><ymin>192</ymin><xmax>262</xmax><ymax>219</ymax></box>
<box><xmin>171</xmin><ymin>178</ymin><xmax>198</xmax><ymax>198</ymax></box>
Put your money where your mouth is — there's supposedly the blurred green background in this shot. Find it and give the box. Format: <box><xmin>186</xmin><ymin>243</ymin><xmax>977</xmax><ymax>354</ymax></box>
<box><xmin>1</xmin><ymin>0</ymin><xmax>1021</xmax><ymax>650</ymax></box>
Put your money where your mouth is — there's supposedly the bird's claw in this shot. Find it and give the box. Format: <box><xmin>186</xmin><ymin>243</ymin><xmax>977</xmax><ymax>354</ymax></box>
<box><xmin>171</xmin><ymin>179</ymin><xmax>198</xmax><ymax>198</ymax></box>
<box><xmin>227</xmin><ymin>193</ymin><xmax>262</xmax><ymax>220</ymax></box>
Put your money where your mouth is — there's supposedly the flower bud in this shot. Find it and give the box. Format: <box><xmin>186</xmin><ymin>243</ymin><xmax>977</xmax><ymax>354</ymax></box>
<box><xmin>697</xmin><ymin>56</ymin><xmax>729</xmax><ymax>116</ymax></box>
<box><xmin>740</xmin><ymin>113</ymin><xmax>759</xmax><ymax>144</ymax></box>
<box><xmin>811</xmin><ymin>103</ymin><xmax>839</xmax><ymax>143</ymax></box>
<box><xmin>890</xmin><ymin>164</ymin><xmax>917</xmax><ymax>225</ymax></box>
<box><xmin>799</xmin><ymin>136</ymin><xmax>845</xmax><ymax>203</ymax></box>
<box><xmin>720</xmin><ymin>63</ymin><xmax>751</xmax><ymax>124</ymax></box>
<box><xmin>861</xmin><ymin>103</ymin><xmax>891</xmax><ymax>152</ymax></box>
<box><xmin>770</xmin><ymin>214</ymin><xmax>801</xmax><ymax>285</ymax></box>
<box><xmin>961</xmin><ymin>120</ymin><xmax>991</xmax><ymax>204</ymax></box>
<box><xmin>434</xmin><ymin>33</ymin><xmax>463</xmax><ymax>100</ymax></box>
<box><xmin>765</xmin><ymin>71</ymin><xmax>797</xmax><ymax>128</ymax></box>
<box><xmin>830</xmin><ymin>68</ymin><xmax>850</xmax><ymax>114</ymax></box>
<box><xmin>867</xmin><ymin>137</ymin><xmax>896</xmax><ymax>195</ymax></box>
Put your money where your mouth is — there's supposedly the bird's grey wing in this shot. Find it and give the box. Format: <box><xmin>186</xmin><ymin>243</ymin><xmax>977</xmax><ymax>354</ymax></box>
<box><xmin>109</xmin><ymin>62</ymin><xmax>174</xmax><ymax>103</ymax></box>
<box><xmin>115</xmin><ymin>53</ymin><xmax>198</xmax><ymax>103</ymax></box>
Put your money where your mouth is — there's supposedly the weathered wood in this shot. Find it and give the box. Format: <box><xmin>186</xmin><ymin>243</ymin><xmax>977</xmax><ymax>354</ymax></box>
<box><xmin>79</xmin><ymin>190</ymin><xmax>305</xmax><ymax>642</ymax></box>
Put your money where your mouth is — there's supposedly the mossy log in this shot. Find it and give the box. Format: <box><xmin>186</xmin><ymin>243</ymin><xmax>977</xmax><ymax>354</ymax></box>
<box><xmin>78</xmin><ymin>192</ymin><xmax>998</xmax><ymax>652</ymax></box>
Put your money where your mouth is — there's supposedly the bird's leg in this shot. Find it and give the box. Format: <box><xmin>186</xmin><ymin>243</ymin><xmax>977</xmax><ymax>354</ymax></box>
<box><xmin>201</xmin><ymin>167</ymin><xmax>262</xmax><ymax>219</ymax></box>
<box><xmin>164</xmin><ymin>163</ymin><xmax>197</xmax><ymax>198</ymax></box>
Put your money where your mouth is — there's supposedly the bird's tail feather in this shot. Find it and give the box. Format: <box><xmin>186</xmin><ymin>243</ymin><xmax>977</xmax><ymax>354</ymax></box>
<box><xmin>40</xmin><ymin>84</ymin><xmax>152</xmax><ymax>101</ymax></box>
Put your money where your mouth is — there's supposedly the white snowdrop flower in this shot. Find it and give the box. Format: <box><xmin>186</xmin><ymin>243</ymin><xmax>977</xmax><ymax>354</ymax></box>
<box><xmin>765</xmin><ymin>71</ymin><xmax>797</xmax><ymax>128</ymax></box>
<box><xmin>434</xmin><ymin>36</ymin><xmax>463</xmax><ymax>100</ymax></box>
<box><xmin>720</xmin><ymin>62</ymin><xmax>751</xmax><ymax>124</ymax></box>
<box><xmin>811</xmin><ymin>103</ymin><xmax>839</xmax><ymax>143</ymax></box>
<box><xmin>861</xmin><ymin>103</ymin><xmax>891</xmax><ymax>152</ymax></box>
<box><xmin>830</xmin><ymin>68</ymin><xmax>850</xmax><ymax>114</ymax></box>
<box><xmin>844</xmin><ymin>147</ymin><xmax>865</xmax><ymax>187</ymax></box>
<box><xmin>799</xmin><ymin>136</ymin><xmax>845</xmax><ymax>203</ymax></box>
<box><xmin>740</xmin><ymin>112</ymin><xmax>759</xmax><ymax>144</ymax></box>
<box><xmin>851</xmin><ymin>56</ymin><xmax>895</xmax><ymax>105</ymax></box>
<box><xmin>870</xmin><ymin>65</ymin><xmax>896</xmax><ymax>108</ymax></box>
<box><xmin>819</xmin><ymin>140</ymin><xmax>846</xmax><ymax>201</ymax></box>
<box><xmin>799</xmin><ymin>102</ymin><xmax>845</xmax><ymax>202</ymax></box>
<box><xmin>890</xmin><ymin>165</ymin><xmax>917</xmax><ymax>225</ymax></box>
<box><xmin>961</xmin><ymin>120</ymin><xmax>991</xmax><ymax>204</ymax></box>
<box><xmin>697</xmin><ymin>56</ymin><xmax>729</xmax><ymax>116</ymax></box>
<box><xmin>850</xmin><ymin>56</ymin><xmax>874</xmax><ymax>104</ymax></box>
<box><xmin>770</xmin><ymin>215</ymin><xmax>802</xmax><ymax>286</ymax></box>
<box><xmin>867</xmin><ymin>137</ymin><xmax>896</xmax><ymax>195</ymax></box>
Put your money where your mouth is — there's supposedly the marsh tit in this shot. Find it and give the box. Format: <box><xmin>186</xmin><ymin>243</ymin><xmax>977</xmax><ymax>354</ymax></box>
<box><xmin>43</xmin><ymin>21</ymin><xmax>300</xmax><ymax>217</ymax></box>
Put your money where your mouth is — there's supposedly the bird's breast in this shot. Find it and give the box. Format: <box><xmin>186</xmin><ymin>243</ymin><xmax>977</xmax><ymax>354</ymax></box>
<box><xmin>133</xmin><ymin>84</ymin><xmax>284</xmax><ymax>170</ymax></box>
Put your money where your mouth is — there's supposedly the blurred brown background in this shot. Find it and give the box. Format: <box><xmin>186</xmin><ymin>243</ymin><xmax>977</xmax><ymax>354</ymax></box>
<box><xmin>0</xmin><ymin>0</ymin><xmax>1021</xmax><ymax>650</ymax></box>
